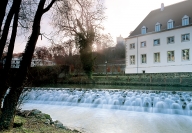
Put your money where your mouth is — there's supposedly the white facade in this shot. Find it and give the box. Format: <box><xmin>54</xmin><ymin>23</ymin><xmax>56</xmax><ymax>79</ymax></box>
<box><xmin>10</xmin><ymin>58</ymin><xmax>55</xmax><ymax>68</ymax></box>
<box><xmin>11</xmin><ymin>58</ymin><xmax>21</xmax><ymax>68</ymax></box>
<box><xmin>125</xmin><ymin>26</ymin><xmax>192</xmax><ymax>73</ymax></box>
<box><xmin>30</xmin><ymin>59</ymin><xmax>55</xmax><ymax>67</ymax></box>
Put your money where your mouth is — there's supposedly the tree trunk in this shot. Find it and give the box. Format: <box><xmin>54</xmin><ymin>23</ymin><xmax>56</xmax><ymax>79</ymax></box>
<box><xmin>0</xmin><ymin>0</ymin><xmax>56</xmax><ymax>130</ymax></box>
<box><xmin>0</xmin><ymin>0</ymin><xmax>9</xmax><ymax>34</ymax></box>
<box><xmin>0</xmin><ymin>0</ymin><xmax>20</xmax><ymax>59</ymax></box>
<box><xmin>0</xmin><ymin>87</ymin><xmax>23</xmax><ymax>130</ymax></box>
<box><xmin>80</xmin><ymin>44</ymin><xmax>93</xmax><ymax>79</ymax></box>
<box><xmin>0</xmin><ymin>0</ymin><xmax>21</xmax><ymax>116</ymax></box>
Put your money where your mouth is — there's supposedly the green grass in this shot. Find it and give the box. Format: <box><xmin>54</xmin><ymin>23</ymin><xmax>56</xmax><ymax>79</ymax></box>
<box><xmin>1</xmin><ymin>115</ymin><xmax>80</xmax><ymax>133</ymax></box>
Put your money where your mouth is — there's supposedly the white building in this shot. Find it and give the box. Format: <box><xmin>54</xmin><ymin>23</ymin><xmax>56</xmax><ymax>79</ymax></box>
<box><xmin>125</xmin><ymin>1</ymin><xmax>192</xmax><ymax>74</ymax></box>
<box><xmin>10</xmin><ymin>58</ymin><xmax>55</xmax><ymax>68</ymax></box>
<box><xmin>11</xmin><ymin>58</ymin><xmax>21</xmax><ymax>68</ymax></box>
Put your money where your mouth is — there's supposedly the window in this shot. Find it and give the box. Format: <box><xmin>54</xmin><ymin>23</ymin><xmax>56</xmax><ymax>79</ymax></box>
<box><xmin>182</xmin><ymin>15</ymin><xmax>189</xmax><ymax>26</ymax></box>
<box><xmin>182</xmin><ymin>49</ymin><xmax>189</xmax><ymax>61</ymax></box>
<box><xmin>154</xmin><ymin>53</ymin><xmax>160</xmax><ymax>63</ymax></box>
<box><xmin>130</xmin><ymin>43</ymin><xmax>135</xmax><ymax>49</ymax></box>
<box><xmin>167</xmin><ymin>19</ymin><xmax>174</xmax><ymax>29</ymax></box>
<box><xmin>153</xmin><ymin>39</ymin><xmax>160</xmax><ymax>46</ymax></box>
<box><xmin>167</xmin><ymin>51</ymin><xmax>175</xmax><ymax>62</ymax></box>
<box><xmin>141</xmin><ymin>26</ymin><xmax>147</xmax><ymax>34</ymax></box>
<box><xmin>155</xmin><ymin>22</ymin><xmax>161</xmax><ymax>32</ymax></box>
<box><xmin>167</xmin><ymin>36</ymin><xmax>174</xmax><ymax>44</ymax></box>
<box><xmin>141</xmin><ymin>54</ymin><xmax>147</xmax><ymax>63</ymax></box>
<box><xmin>181</xmin><ymin>33</ymin><xmax>190</xmax><ymax>42</ymax></box>
<box><xmin>141</xmin><ymin>41</ymin><xmax>146</xmax><ymax>48</ymax></box>
<box><xmin>130</xmin><ymin>55</ymin><xmax>135</xmax><ymax>65</ymax></box>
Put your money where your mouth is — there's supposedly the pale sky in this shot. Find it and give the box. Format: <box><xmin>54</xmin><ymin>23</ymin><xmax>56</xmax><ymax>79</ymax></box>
<box><xmin>14</xmin><ymin>0</ymin><xmax>185</xmax><ymax>53</ymax></box>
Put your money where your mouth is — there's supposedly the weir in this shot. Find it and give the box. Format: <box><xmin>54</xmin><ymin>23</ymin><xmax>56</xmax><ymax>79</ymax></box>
<box><xmin>21</xmin><ymin>88</ymin><xmax>192</xmax><ymax>133</ymax></box>
<box><xmin>22</xmin><ymin>88</ymin><xmax>192</xmax><ymax>116</ymax></box>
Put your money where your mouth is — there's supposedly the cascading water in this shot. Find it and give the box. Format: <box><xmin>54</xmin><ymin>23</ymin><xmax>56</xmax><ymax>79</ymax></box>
<box><xmin>22</xmin><ymin>88</ymin><xmax>192</xmax><ymax>116</ymax></box>
<box><xmin>22</xmin><ymin>88</ymin><xmax>192</xmax><ymax>133</ymax></box>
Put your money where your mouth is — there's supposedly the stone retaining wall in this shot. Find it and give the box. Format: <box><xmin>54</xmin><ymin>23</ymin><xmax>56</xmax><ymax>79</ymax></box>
<box><xmin>60</xmin><ymin>72</ymin><xmax>192</xmax><ymax>87</ymax></box>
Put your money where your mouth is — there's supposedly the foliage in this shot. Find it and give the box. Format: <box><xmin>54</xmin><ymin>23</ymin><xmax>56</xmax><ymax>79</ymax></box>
<box><xmin>28</xmin><ymin>65</ymin><xmax>63</xmax><ymax>85</ymax></box>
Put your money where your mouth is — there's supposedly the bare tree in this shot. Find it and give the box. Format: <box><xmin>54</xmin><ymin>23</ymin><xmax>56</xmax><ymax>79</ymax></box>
<box><xmin>0</xmin><ymin>0</ymin><xmax>22</xmax><ymax>110</ymax></box>
<box><xmin>0</xmin><ymin>0</ymin><xmax>9</xmax><ymax>34</ymax></box>
<box><xmin>95</xmin><ymin>33</ymin><xmax>115</xmax><ymax>51</ymax></box>
<box><xmin>0</xmin><ymin>0</ymin><xmax>36</xmax><ymax>114</ymax></box>
<box><xmin>52</xmin><ymin>0</ymin><xmax>106</xmax><ymax>78</ymax></box>
<box><xmin>0</xmin><ymin>0</ymin><xmax>57</xmax><ymax>130</ymax></box>
<box><xmin>0</xmin><ymin>0</ymin><xmax>22</xmax><ymax>59</ymax></box>
<box><xmin>33</xmin><ymin>46</ymin><xmax>52</xmax><ymax>65</ymax></box>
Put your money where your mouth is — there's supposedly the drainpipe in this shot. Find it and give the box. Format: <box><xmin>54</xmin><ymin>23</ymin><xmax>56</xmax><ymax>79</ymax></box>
<box><xmin>137</xmin><ymin>37</ymin><xmax>138</xmax><ymax>73</ymax></box>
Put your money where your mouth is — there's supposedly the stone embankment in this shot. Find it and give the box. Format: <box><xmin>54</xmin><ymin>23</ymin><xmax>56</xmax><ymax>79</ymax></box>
<box><xmin>58</xmin><ymin>72</ymin><xmax>192</xmax><ymax>87</ymax></box>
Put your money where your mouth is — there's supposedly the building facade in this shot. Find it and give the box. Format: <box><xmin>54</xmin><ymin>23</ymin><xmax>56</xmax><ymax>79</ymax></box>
<box><xmin>125</xmin><ymin>1</ymin><xmax>192</xmax><ymax>74</ymax></box>
<box><xmin>10</xmin><ymin>58</ymin><xmax>55</xmax><ymax>68</ymax></box>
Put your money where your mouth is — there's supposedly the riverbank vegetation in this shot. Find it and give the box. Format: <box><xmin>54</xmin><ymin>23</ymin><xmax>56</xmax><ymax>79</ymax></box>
<box><xmin>2</xmin><ymin>110</ymin><xmax>80</xmax><ymax>133</ymax></box>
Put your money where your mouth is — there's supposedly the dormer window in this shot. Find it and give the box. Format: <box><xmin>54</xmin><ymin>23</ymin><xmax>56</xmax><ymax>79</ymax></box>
<box><xmin>155</xmin><ymin>22</ymin><xmax>161</xmax><ymax>32</ymax></box>
<box><xmin>141</xmin><ymin>26</ymin><xmax>147</xmax><ymax>34</ymax></box>
<box><xmin>182</xmin><ymin>15</ymin><xmax>189</xmax><ymax>26</ymax></box>
<box><xmin>167</xmin><ymin>19</ymin><xmax>174</xmax><ymax>29</ymax></box>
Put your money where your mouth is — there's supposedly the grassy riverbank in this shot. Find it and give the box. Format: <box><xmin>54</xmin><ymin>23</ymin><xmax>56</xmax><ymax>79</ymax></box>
<box><xmin>1</xmin><ymin>113</ymin><xmax>80</xmax><ymax>133</ymax></box>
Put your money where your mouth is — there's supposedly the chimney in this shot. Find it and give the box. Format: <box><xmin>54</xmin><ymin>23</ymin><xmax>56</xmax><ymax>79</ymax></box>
<box><xmin>161</xmin><ymin>3</ymin><xmax>164</xmax><ymax>11</ymax></box>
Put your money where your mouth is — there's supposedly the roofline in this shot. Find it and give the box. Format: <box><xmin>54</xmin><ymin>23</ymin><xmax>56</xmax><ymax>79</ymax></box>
<box><xmin>125</xmin><ymin>24</ymin><xmax>192</xmax><ymax>40</ymax></box>
<box><xmin>150</xmin><ymin>0</ymin><xmax>187</xmax><ymax>12</ymax></box>
<box><xmin>128</xmin><ymin>0</ymin><xmax>187</xmax><ymax>38</ymax></box>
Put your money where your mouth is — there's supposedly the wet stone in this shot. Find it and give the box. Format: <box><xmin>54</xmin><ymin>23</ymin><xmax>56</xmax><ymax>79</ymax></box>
<box><xmin>180</xmin><ymin>98</ymin><xmax>185</xmax><ymax>101</ymax></box>
<box><xmin>182</xmin><ymin>105</ymin><xmax>186</xmax><ymax>109</ymax></box>
<box><xmin>187</xmin><ymin>98</ymin><xmax>191</xmax><ymax>102</ymax></box>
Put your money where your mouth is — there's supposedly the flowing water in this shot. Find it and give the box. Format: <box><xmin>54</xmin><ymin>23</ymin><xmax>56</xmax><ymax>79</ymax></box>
<box><xmin>22</xmin><ymin>87</ymin><xmax>192</xmax><ymax>133</ymax></box>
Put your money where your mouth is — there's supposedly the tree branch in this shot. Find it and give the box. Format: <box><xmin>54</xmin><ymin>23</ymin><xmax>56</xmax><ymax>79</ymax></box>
<box><xmin>18</xmin><ymin>21</ymin><xmax>29</xmax><ymax>28</ymax></box>
<box><xmin>43</xmin><ymin>0</ymin><xmax>56</xmax><ymax>14</ymax></box>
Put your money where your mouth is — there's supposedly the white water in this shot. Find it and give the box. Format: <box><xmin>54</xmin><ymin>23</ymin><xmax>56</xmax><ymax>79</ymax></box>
<box><xmin>22</xmin><ymin>88</ymin><xmax>192</xmax><ymax>133</ymax></box>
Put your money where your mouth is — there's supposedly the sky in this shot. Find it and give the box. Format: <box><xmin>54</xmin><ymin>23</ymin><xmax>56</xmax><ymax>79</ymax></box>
<box><xmin>14</xmin><ymin>0</ymin><xmax>185</xmax><ymax>53</ymax></box>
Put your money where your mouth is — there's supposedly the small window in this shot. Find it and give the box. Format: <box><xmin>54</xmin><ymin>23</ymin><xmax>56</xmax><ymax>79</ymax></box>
<box><xmin>130</xmin><ymin>55</ymin><xmax>135</xmax><ymax>65</ymax></box>
<box><xmin>167</xmin><ymin>19</ymin><xmax>174</xmax><ymax>29</ymax></box>
<box><xmin>141</xmin><ymin>41</ymin><xmax>146</xmax><ymax>48</ymax></box>
<box><xmin>141</xmin><ymin>26</ymin><xmax>147</xmax><ymax>34</ymax></box>
<box><xmin>182</xmin><ymin>49</ymin><xmax>189</xmax><ymax>61</ymax></box>
<box><xmin>154</xmin><ymin>53</ymin><xmax>160</xmax><ymax>63</ymax></box>
<box><xmin>130</xmin><ymin>43</ymin><xmax>135</xmax><ymax>49</ymax></box>
<box><xmin>155</xmin><ymin>22</ymin><xmax>161</xmax><ymax>32</ymax></box>
<box><xmin>167</xmin><ymin>51</ymin><xmax>175</xmax><ymax>62</ymax></box>
<box><xmin>167</xmin><ymin>36</ymin><xmax>174</xmax><ymax>44</ymax></box>
<box><xmin>181</xmin><ymin>33</ymin><xmax>190</xmax><ymax>42</ymax></box>
<box><xmin>141</xmin><ymin>54</ymin><xmax>147</xmax><ymax>64</ymax></box>
<box><xmin>154</xmin><ymin>39</ymin><xmax>160</xmax><ymax>46</ymax></box>
<box><xmin>182</xmin><ymin>15</ymin><xmax>189</xmax><ymax>26</ymax></box>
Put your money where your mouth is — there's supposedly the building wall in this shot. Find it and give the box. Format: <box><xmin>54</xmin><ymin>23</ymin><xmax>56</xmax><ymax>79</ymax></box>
<box><xmin>125</xmin><ymin>26</ymin><xmax>192</xmax><ymax>73</ymax></box>
<box><xmin>9</xmin><ymin>58</ymin><xmax>55</xmax><ymax>68</ymax></box>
